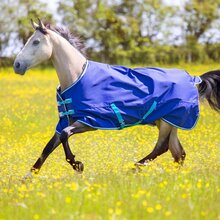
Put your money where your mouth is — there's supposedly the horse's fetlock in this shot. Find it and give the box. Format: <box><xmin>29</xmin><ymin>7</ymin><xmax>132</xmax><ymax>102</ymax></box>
<box><xmin>171</xmin><ymin>152</ymin><xmax>181</xmax><ymax>162</ymax></box>
<box><xmin>181</xmin><ymin>151</ymin><xmax>186</xmax><ymax>160</ymax></box>
<box><xmin>66</xmin><ymin>158</ymin><xmax>72</xmax><ymax>164</ymax></box>
<box><xmin>66</xmin><ymin>156</ymin><xmax>75</xmax><ymax>164</ymax></box>
<box><xmin>31</xmin><ymin>167</ymin><xmax>39</xmax><ymax>174</ymax></box>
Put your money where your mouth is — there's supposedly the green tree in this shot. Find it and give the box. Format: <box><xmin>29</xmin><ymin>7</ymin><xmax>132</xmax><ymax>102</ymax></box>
<box><xmin>58</xmin><ymin>0</ymin><xmax>126</xmax><ymax>62</ymax></box>
<box><xmin>16</xmin><ymin>0</ymin><xmax>53</xmax><ymax>45</ymax></box>
<box><xmin>0</xmin><ymin>0</ymin><xmax>53</xmax><ymax>57</ymax></box>
<box><xmin>115</xmin><ymin>0</ymin><xmax>175</xmax><ymax>63</ymax></box>
<box><xmin>182</xmin><ymin>0</ymin><xmax>220</xmax><ymax>62</ymax></box>
<box><xmin>58</xmin><ymin>0</ymin><xmax>174</xmax><ymax>64</ymax></box>
<box><xmin>0</xmin><ymin>0</ymin><xmax>17</xmax><ymax>56</ymax></box>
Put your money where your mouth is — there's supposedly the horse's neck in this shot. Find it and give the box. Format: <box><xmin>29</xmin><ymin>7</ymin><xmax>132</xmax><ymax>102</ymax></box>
<box><xmin>49</xmin><ymin>30</ymin><xmax>86</xmax><ymax>91</ymax></box>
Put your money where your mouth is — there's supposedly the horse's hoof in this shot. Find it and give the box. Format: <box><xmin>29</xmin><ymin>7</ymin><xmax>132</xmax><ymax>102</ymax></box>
<box><xmin>72</xmin><ymin>161</ymin><xmax>84</xmax><ymax>173</ymax></box>
<box><xmin>21</xmin><ymin>171</ymin><xmax>33</xmax><ymax>183</ymax></box>
<box><xmin>135</xmin><ymin>162</ymin><xmax>148</xmax><ymax>167</ymax></box>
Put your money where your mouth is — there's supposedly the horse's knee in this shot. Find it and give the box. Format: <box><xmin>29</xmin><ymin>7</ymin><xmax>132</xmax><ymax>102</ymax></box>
<box><xmin>60</xmin><ymin>130</ymin><xmax>69</xmax><ymax>143</ymax></box>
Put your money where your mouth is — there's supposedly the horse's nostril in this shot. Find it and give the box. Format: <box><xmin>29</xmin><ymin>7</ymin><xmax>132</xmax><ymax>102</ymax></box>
<box><xmin>15</xmin><ymin>62</ymin><xmax>20</xmax><ymax>69</ymax></box>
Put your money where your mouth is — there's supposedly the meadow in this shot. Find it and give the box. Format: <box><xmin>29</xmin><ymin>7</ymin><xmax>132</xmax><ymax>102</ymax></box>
<box><xmin>0</xmin><ymin>64</ymin><xmax>220</xmax><ymax>220</ymax></box>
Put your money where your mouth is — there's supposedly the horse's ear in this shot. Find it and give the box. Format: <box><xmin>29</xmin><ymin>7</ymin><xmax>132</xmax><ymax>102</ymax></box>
<box><xmin>30</xmin><ymin>19</ymin><xmax>39</xmax><ymax>30</ymax></box>
<box><xmin>38</xmin><ymin>18</ymin><xmax>46</xmax><ymax>30</ymax></box>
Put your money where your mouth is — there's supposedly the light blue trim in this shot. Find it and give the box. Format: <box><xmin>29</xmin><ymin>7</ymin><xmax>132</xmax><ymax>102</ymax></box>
<box><xmin>59</xmin><ymin>109</ymin><xmax>75</xmax><ymax>117</ymax></box>
<box><xmin>56</xmin><ymin>130</ymin><xmax>61</xmax><ymax>134</ymax></box>
<box><xmin>110</xmin><ymin>101</ymin><xmax>157</xmax><ymax>129</ymax></box>
<box><xmin>195</xmin><ymin>76</ymin><xmax>202</xmax><ymax>84</ymax></box>
<box><xmin>162</xmin><ymin>114</ymin><xmax>199</xmax><ymax>130</ymax></box>
<box><xmin>76</xmin><ymin>119</ymin><xmax>155</xmax><ymax>130</ymax></box>
<box><xmin>110</xmin><ymin>103</ymin><xmax>125</xmax><ymax>129</ymax></box>
<box><xmin>57</xmin><ymin>98</ymin><xmax>72</xmax><ymax>106</ymax></box>
<box><xmin>161</xmin><ymin>95</ymin><xmax>200</xmax><ymax>130</ymax></box>
<box><xmin>76</xmin><ymin>120</ymin><xmax>120</xmax><ymax>130</ymax></box>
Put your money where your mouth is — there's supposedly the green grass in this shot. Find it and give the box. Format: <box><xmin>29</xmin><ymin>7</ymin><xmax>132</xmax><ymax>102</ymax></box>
<box><xmin>0</xmin><ymin>65</ymin><xmax>220</xmax><ymax>220</ymax></box>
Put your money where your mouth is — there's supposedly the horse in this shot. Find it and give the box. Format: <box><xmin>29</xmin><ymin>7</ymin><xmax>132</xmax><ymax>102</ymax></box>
<box><xmin>13</xmin><ymin>19</ymin><xmax>220</xmax><ymax>179</ymax></box>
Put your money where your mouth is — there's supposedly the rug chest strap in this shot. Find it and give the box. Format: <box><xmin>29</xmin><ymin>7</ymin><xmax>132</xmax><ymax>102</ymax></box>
<box><xmin>111</xmin><ymin>101</ymin><xmax>157</xmax><ymax>129</ymax></box>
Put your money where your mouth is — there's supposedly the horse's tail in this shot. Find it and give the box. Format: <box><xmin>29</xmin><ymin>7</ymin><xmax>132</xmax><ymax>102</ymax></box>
<box><xmin>198</xmin><ymin>70</ymin><xmax>220</xmax><ymax>111</ymax></box>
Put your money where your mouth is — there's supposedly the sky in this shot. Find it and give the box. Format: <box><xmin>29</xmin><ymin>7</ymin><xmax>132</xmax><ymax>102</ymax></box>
<box><xmin>43</xmin><ymin>0</ymin><xmax>60</xmax><ymax>21</ymax></box>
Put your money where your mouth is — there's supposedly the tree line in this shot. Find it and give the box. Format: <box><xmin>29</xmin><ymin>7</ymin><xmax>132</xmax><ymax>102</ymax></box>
<box><xmin>1</xmin><ymin>0</ymin><xmax>220</xmax><ymax>66</ymax></box>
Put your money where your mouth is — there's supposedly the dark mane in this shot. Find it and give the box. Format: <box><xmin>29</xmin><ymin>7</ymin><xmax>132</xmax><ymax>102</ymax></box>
<box><xmin>46</xmin><ymin>24</ymin><xmax>87</xmax><ymax>56</ymax></box>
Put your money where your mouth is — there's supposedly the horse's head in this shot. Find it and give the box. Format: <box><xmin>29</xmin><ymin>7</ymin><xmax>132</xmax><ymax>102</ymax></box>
<box><xmin>14</xmin><ymin>19</ymin><xmax>53</xmax><ymax>75</ymax></box>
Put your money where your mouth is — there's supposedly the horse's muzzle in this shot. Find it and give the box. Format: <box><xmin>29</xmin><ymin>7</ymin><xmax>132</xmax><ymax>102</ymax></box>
<box><xmin>13</xmin><ymin>60</ymin><xmax>27</xmax><ymax>75</ymax></box>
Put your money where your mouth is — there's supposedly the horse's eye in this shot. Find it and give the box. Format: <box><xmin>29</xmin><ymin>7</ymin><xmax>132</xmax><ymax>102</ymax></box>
<box><xmin>33</xmin><ymin>39</ymin><xmax>40</xmax><ymax>46</ymax></box>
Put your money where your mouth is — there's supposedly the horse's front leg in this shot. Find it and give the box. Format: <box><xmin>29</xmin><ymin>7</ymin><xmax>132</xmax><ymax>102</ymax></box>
<box><xmin>23</xmin><ymin>133</ymin><xmax>61</xmax><ymax>179</ymax></box>
<box><xmin>60</xmin><ymin>121</ymin><xmax>95</xmax><ymax>173</ymax></box>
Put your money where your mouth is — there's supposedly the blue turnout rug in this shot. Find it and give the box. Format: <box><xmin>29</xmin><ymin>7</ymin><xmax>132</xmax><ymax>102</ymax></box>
<box><xmin>56</xmin><ymin>60</ymin><xmax>201</xmax><ymax>134</ymax></box>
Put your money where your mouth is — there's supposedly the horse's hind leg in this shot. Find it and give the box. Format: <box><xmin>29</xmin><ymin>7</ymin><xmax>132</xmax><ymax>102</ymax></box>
<box><xmin>168</xmin><ymin>127</ymin><xmax>186</xmax><ymax>164</ymax></box>
<box><xmin>136</xmin><ymin>120</ymin><xmax>172</xmax><ymax>166</ymax></box>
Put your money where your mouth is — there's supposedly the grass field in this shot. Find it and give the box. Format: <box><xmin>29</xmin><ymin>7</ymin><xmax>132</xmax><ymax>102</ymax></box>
<box><xmin>0</xmin><ymin>64</ymin><xmax>220</xmax><ymax>220</ymax></box>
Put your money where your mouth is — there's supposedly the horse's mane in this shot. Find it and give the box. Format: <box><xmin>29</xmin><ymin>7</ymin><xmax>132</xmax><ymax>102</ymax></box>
<box><xmin>45</xmin><ymin>24</ymin><xmax>87</xmax><ymax>56</ymax></box>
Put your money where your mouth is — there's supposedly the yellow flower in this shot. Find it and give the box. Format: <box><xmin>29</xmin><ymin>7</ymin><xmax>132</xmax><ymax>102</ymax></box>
<box><xmin>33</xmin><ymin>214</ymin><xmax>40</xmax><ymax>220</ymax></box>
<box><xmin>197</xmin><ymin>182</ymin><xmax>202</xmax><ymax>189</ymax></box>
<box><xmin>142</xmin><ymin>200</ymin><xmax>147</xmax><ymax>207</ymax></box>
<box><xmin>181</xmin><ymin>193</ymin><xmax>187</xmax><ymax>199</ymax></box>
<box><xmin>65</xmin><ymin>196</ymin><xmax>72</xmax><ymax>204</ymax></box>
<box><xmin>165</xmin><ymin>211</ymin><xmax>171</xmax><ymax>216</ymax></box>
<box><xmin>116</xmin><ymin>201</ymin><xmax>122</xmax><ymax>206</ymax></box>
<box><xmin>108</xmin><ymin>208</ymin><xmax>113</xmax><ymax>214</ymax></box>
<box><xmin>69</xmin><ymin>182</ymin><xmax>78</xmax><ymax>191</ymax></box>
<box><xmin>155</xmin><ymin>204</ymin><xmax>162</xmax><ymax>210</ymax></box>
<box><xmin>115</xmin><ymin>208</ymin><xmax>122</xmax><ymax>215</ymax></box>
<box><xmin>205</xmin><ymin>183</ymin><xmax>210</xmax><ymax>188</ymax></box>
<box><xmin>147</xmin><ymin>207</ymin><xmax>154</xmax><ymax>213</ymax></box>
